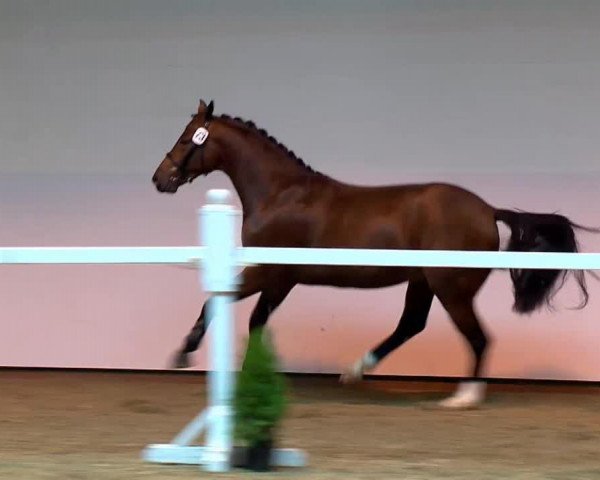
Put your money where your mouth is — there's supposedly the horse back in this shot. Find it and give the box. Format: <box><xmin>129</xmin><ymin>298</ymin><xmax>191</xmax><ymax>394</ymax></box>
<box><xmin>242</xmin><ymin>180</ymin><xmax>497</xmax><ymax>250</ymax></box>
<box><xmin>314</xmin><ymin>181</ymin><xmax>497</xmax><ymax>251</ymax></box>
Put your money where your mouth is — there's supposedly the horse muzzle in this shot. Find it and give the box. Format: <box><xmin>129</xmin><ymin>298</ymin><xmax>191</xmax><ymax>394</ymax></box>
<box><xmin>152</xmin><ymin>173</ymin><xmax>180</xmax><ymax>193</ymax></box>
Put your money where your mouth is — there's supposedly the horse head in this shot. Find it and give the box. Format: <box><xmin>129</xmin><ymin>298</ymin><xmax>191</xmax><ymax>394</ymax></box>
<box><xmin>152</xmin><ymin>99</ymin><xmax>221</xmax><ymax>193</ymax></box>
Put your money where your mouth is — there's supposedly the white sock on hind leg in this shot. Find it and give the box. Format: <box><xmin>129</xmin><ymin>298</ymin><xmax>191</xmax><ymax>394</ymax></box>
<box><xmin>438</xmin><ymin>381</ymin><xmax>486</xmax><ymax>409</ymax></box>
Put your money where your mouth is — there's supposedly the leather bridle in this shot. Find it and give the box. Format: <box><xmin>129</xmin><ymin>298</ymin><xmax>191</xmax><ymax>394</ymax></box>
<box><xmin>165</xmin><ymin>120</ymin><xmax>210</xmax><ymax>184</ymax></box>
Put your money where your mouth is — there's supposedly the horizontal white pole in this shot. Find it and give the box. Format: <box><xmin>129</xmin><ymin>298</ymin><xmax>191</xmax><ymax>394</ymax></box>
<box><xmin>238</xmin><ymin>247</ymin><xmax>600</xmax><ymax>270</ymax></box>
<box><xmin>2</xmin><ymin>246</ymin><xmax>600</xmax><ymax>270</ymax></box>
<box><xmin>0</xmin><ymin>247</ymin><xmax>205</xmax><ymax>265</ymax></box>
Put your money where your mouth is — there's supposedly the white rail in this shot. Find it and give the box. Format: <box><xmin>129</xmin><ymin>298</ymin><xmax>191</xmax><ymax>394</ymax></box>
<box><xmin>0</xmin><ymin>247</ymin><xmax>204</xmax><ymax>265</ymax></box>
<box><xmin>4</xmin><ymin>247</ymin><xmax>600</xmax><ymax>270</ymax></box>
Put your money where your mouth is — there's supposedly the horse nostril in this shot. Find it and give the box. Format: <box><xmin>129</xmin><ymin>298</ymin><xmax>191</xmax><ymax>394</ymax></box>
<box><xmin>152</xmin><ymin>174</ymin><xmax>157</xmax><ymax>183</ymax></box>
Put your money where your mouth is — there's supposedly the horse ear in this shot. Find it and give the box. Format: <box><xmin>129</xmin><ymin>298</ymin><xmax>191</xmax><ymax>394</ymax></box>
<box><xmin>198</xmin><ymin>99</ymin><xmax>207</xmax><ymax>113</ymax></box>
<box><xmin>206</xmin><ymin>100</ymin><xmax>214</xmax><ymax>120</ymax></box>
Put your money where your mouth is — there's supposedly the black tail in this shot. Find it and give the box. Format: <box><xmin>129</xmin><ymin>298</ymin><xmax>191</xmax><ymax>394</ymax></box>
<box><xmin>495</xmin><ymin>209</ymin><xmax>599</xmax><ymax>314</ymax></box>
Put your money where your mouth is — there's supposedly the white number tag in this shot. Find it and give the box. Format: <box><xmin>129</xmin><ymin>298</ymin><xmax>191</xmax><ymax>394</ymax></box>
<box><xmin>192</xmin><ymin>127</ymin><xmax>209</xmax><ymax>146</ymax></box>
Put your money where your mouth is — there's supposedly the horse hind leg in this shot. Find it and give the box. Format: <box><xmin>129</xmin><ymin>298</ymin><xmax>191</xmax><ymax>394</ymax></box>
<box><xmin>340</xmin><ymin>280</ymin><xmax>434</xmax><ymax>383</ymax></box>
<box><xmin>437</xmin><ymin>301</ymin><xmax>488</xmax><ymax>409</ymax></box>
<box><xmin>428</xmin><ymin>269</ymin><xmax>491</xmax><ymax>409</ymax></box>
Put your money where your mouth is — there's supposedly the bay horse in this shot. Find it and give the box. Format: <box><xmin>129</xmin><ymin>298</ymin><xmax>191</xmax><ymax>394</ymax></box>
<box><xmin>152</xmin><ymin>99</ymin><xmax>596</xmax><ymax>408</ymax></box>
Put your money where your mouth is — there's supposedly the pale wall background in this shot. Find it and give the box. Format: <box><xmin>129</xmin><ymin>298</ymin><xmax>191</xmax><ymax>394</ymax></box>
<box><xmin>1</xmin><ymin>0</ymin><xmax>600</xmax><ymax>380</ymax></box>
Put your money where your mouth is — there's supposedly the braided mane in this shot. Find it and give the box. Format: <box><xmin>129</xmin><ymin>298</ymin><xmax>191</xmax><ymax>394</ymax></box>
<box><xmin>218</xmin><ymin>114</ymin><xmax>321</xmax><ymax>175</ymax></box>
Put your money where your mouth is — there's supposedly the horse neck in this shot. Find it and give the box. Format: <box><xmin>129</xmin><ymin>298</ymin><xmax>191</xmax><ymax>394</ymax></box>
<box><xmin>217</xmin><ymin>129</ymin><xmax>314</xmax><ymax>215</ymax></box>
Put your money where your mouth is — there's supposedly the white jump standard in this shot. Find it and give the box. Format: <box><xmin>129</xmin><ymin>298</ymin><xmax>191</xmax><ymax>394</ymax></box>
<box><xmin>141</xmin><ymin>189</ymin><xmax>307</xmax><ymax>472</ymax></box>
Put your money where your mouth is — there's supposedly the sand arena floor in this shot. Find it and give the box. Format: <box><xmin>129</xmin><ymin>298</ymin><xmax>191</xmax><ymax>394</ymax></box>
<box><xmin>1</xmin><ymin>370</ymin><xmax>599</xmax><ymax>479</ymax></box>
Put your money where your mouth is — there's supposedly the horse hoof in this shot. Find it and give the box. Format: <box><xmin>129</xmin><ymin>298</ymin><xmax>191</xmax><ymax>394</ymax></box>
<box><xmin>436</xmin><ymin>381</ymin><xmax>486</xmax><ymax>410</ymax></box>
<box><xmin>171</xmin><ymin>351</ymin><xmax>190</xmax><ymax>369</ymax></box>
<box><xmin>339</xmin><ymin>370</ymin><xmax>362</xmax><ymax>384</ymax></box>
<box><xmin>436</xmin><ymin>397</ymin><xmax>481</xmax><ymax>410</ymax></box>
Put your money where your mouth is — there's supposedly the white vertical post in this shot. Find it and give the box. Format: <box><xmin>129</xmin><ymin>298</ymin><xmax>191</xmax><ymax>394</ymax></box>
<box><xmin>142</xmin><ymin>188</ymin><xmax>305</xmax><ymax>471</ymax></box>
<box><xmin>200</xmin><ymin>189</ymin><xmax>239</xmax><ymax>472</ymax></box>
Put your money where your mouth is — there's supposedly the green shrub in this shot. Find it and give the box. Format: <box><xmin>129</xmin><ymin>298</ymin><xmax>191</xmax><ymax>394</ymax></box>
<box><xmin>233</xmin><ymin>327</ymin><xmax>288</xmax><ymax>445</ymax></box>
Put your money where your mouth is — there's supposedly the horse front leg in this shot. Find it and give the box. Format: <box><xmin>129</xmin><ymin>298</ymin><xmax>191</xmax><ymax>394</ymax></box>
<box><xmin>170</xmin><ymin>266</ymin><xmax>264</xmax><ymax>369</ymax></box>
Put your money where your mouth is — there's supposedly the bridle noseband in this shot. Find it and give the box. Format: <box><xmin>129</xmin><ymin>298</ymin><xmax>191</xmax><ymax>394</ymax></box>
<box><xmin>166</xmin><ymin>120</ymin><xmax>210</xmax><ymax>184</ymax></box>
